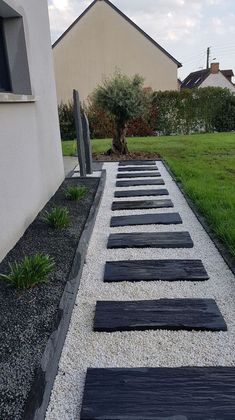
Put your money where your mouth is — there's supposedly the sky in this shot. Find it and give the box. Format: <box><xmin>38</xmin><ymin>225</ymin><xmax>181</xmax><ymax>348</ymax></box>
<box><xmin>48</xmin><ymin>0</ymin><xmax>235</xmax><ymax>81</ymax></box>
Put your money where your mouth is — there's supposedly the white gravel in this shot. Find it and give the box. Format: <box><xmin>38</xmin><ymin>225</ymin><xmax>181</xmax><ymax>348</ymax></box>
<box><xmin>46</xmin><ymin>161</ymin><xmax>235</xmax><ymax>420</ymax></box>
<box><xmin>72</xmin><ymin>171</ymin><xmax>102</xmax><ymax>178</ymax></box>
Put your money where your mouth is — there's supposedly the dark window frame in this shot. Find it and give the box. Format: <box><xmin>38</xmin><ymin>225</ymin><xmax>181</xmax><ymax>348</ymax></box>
<box><xmin>0</xmin><ymin>16</ymin><xmax>11</xmax><ymax>92</ymax></box>
<box><xmin>0</xmin><ymin>0</ymin><xmax>32</xmax><ymax>96</ymax></box>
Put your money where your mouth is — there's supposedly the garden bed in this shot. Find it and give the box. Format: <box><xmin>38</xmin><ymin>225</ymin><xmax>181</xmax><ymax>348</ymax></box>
<box><xmin>93</xmin><ymin>151</ymin><xmax>161</xmax><ymax>161</ymax></box>
<box><xmin>0</xmin><ymin>177</ymin><xmax>100</xmax><ymax>420</ymax></box>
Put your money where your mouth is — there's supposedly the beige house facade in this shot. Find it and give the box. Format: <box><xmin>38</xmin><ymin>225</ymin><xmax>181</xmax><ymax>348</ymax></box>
<box><xmin>53</xmin><ymin>0</ymin><xmax>181</xmax><ymax>104</ymax></box>
<box><xmin>0</xmin><ymin>0</ymin><xmax>64</xmax><ymax>262</ymax></box>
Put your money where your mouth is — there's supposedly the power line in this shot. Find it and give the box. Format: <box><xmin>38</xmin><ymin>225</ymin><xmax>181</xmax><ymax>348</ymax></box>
<box><xmin>183</xmin><ymin>52</ymin><xmax>206</xmax><ymax>65</ymax></box>
<box><xmin>210</xmin><ymin>41</ymin><xmax>235</xmax><ymax>48</ymax></box>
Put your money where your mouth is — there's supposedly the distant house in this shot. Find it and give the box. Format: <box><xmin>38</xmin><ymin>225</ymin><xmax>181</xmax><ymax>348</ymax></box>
<box><xmin>181</xmin><ymin>63</ymin><xmax>235</xmax><ymax>93</ymax></box>
<box><xmin>53</xmin><ymin>0</ymin><xmax>182</xmax><ymax>104</ymax></box>
<box><xmin>0</xmin><ymin>0</ymin><xmax>64</xmax><ymax>262</ymax></box>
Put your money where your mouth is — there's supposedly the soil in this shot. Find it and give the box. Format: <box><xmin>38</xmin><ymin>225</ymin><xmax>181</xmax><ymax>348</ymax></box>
<box><xmin>0</xmin><ymin>177</ymin><xmax>99</xmax><ymax>420</ymax></box>
<box><xmin>93</xmin><ymin>151</ymin><xmax>161</xmax><ymax>161</ymax></box>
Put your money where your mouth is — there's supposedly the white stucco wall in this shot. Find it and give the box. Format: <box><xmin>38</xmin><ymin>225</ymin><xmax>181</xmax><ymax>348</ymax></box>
<box><xmin>0</xmin><ymin>0</ymin><xmax>64</xmax><ymax>262</ymax></box>
<box><xmin>53</xmin><ymin>0</ymin><xmax>180</xmax><ymax>104</ymax></box>
<box><xmin>200</xmin><ymin>72</ymin><xmax>235</xmax><ymax>93</ymax></box>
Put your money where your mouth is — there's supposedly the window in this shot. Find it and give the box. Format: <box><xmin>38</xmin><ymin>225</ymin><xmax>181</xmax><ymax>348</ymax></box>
<box><xmin>0</xmin><ymin>17</ymin><xmax>11</xmax><ymax>92</ymax></box>
<box><xmin>0</xmin><ymin>1</ymin><xmax>32</xmax><ymax>96</ymax></box>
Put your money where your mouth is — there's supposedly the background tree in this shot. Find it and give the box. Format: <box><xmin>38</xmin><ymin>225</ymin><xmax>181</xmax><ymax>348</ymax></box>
<box><xmin>91</xmin><ymin>72</ymin><xmax>150</xmax><ymax>154</ymax></box>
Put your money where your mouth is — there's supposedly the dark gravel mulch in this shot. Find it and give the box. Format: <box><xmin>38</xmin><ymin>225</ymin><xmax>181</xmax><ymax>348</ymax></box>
<box><xmin>0</xmin><ymin>177</ymin><xmax>99</xmax><ymax>420</ymax></box>
<box><xmin>93</xmin><ymin>151</ymin><xmax>161</xmax><ymax>161</ymax></box>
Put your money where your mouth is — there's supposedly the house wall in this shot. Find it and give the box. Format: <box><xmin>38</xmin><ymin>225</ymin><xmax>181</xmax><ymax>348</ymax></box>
<box><xmin>0</xmin><ymin>0</ymin><xmax>64</xmax><ymax>262</ymax></box>
<box><xmin>53</xmin><ymin>0</ymin><xmax>179</xmax><ymax>104</ymax></box>
<box><xmin>201</xmin><ymin>72</ymin><xmax>235</xmax><ymax>93</ymax></box>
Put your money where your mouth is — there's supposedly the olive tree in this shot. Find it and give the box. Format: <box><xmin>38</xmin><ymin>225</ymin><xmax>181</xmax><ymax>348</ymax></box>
<box><xmin>92</xmin><ymin>72</ymin><xmax>150</xmax><ymax>154</ymax></box>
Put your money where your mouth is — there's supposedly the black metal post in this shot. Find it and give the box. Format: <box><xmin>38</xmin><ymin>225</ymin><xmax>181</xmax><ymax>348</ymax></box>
<box><xmin>82</xmin><ymin>112</ymin><xmax>93</xmax><ymax>175</ymax></box>
<box><xmin>73</xmin><ymin>89</ymin><xmax>86</xmax><ymax>177</ymax></box>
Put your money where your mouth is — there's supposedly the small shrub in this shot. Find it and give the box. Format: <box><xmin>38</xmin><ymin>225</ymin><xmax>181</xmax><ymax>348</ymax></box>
<box><xmin>65</xmin><ymin>185</ymin><xmax>88</xmax><ymax>201</ymax></box>
<box><xmin>0</xmin><ymin>253</ymin><xmax>55</xmax><ymax>289</ymax></box>
<box><xmin>58</xmin><ymin>101</ymin><xmax>76</xmax><ymax>140</ymax></box>
<box><xmin>44</xmin><ymin>207</ymin><xmax>70</xmax><ymax>229</ymax></box>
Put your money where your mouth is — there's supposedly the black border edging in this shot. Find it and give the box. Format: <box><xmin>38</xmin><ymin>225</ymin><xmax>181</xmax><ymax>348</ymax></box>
<box><xmin>23</xmin><ymin>170</ymin><xmax>107</xmax><ymax>420</ymax></box>
<box><xmin>162</xmin><ymin>159</ymin><xmax>235</xmax><ymax>276</ymax></box>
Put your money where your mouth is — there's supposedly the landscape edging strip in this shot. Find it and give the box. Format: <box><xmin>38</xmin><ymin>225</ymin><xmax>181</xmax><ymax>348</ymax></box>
<box><xmin>162</xmin><ymin>159</ymin><xmax>235</xmax><ymax>276</ymax></box>
<box><xmin>23</xmin><ymin>169</ymin><xmax>107</xmax><ymax>420</ymax></box>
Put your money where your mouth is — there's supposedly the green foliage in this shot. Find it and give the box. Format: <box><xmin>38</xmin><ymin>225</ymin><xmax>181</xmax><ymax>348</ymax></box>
<box><xmin>59</xmin><ymin>85</ymin><xmax>235</xmax><ymax>142</ymax></box>
<box><xmin>58</xmin><ymin>101</ymin><xmax>76</xmax><ymax>140</ymax></box>
<box><xmin>0</xmin><ymin>253</ymin><xmax>55</xmax><ymax>289</ymax></box>
<box><xmin>91</xmin><ymin>72</ymin><xmax>151</xmax><ymax>153</ymax></box>
<box><xmin>213</xmin><ymin>94</ymin><xmax>235</xmax><ymax>132</ymax></box>
<box><xmin>44</xmin><ymin>207</ymin><xmax>70</xmax><ymax>229</ymax></box>
<box><xmin>65</xmin><ymin>185</ymin><xmax>88</xmax><ymax>201</ymax></box>
<box><xmin>85</xmin><ymin>93</ymin><xmax>158</xmax><ymax>139</ymax></box>
<box><xmin>84</xmin><ymin>100</ymin><xmax>115</xmax><ymax>139</ymax></box>
<box><xmin>92</xmin><ymin>72</ymin><xmax>150</xmax><ymax>122</ymax></box>
<box><xmin>153</xmin><ymin>87</ymin><xmax>235</xmax><ymax>135</ymax></box>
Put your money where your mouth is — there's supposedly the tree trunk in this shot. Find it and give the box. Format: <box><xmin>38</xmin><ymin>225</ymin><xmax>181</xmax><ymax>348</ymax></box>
<box><xmin>112</xmin><ymin>119</ymin><xmax>129</xmax><ymax>154</ymax></box>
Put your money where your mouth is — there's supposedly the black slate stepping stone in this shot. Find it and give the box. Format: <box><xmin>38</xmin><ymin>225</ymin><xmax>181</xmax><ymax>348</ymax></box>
<box><xmin>116</xmin><ymin>179</ymin><xmax>165</xmax><ymax>187</ymax></box>
<box><xmin>81</xmin><ymin>367</ymin><xmax>235</xmax><ymax>419</ymax></box>
<box><xmin>117</xmin><ymin>172</ymin><xmax>161</xmax><ymax>178</ymax></box>
<box><xmin>114</xmin><ymin>189</ymin><xmax>169</xmax><ymax>198</ymax></box>
<box><xmin>104</xmin><ymin>259</ymin><xmax>209</xmax><ymax>282</ymax></box>
<box><xmin>110</xmin><ymin>213</ymin><xmax>182</xmax><ymax>227</ymax></box>
<box><xmin>93</xmin><ymin>299</ymin><xmax>227</xmax><ymax>332</ymax></box>
<box><xmin>107</xmin><ymin>231</ymin><xmax>194</xmax><ymax>249</ymax></box>
<box><xmin>118</xmin><ymin>166</ymin><xmax>158</xmax><ymax>172</ymax></box>
<box><xmin>112</xmin><ymin>199</ymin><xmax>173</xmax><ymax>211</ymax></box>
<box><xmin>119</xmin><ymin>160</ymin><xmax>156</xmax><ymax>166</ymax></box>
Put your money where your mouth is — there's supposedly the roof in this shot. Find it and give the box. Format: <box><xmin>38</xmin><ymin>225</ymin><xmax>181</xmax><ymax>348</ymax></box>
<box><xmin>221</xmin><ymin>70</ymin><xmax>234</xmax><ymax>78</ymax></box>
<box><xmin>52</xmin><ymin>0</ymin><xmax>182</xmax><ymax>68</ymax></box>
<box><xmin>181</xmin><ymin>68</ymin><xmax>234</xmax><ymax>89</ymax></box>
<box><xmin>181</xmin><ymin>69</ymin><xmax>210</xmax><ymax>89</ymax></box>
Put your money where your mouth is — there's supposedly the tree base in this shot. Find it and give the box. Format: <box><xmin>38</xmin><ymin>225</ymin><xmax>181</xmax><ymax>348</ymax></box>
<box><xmin>105</xmin><ymin>148</ymin><xmax>130</xmax><ymax>156</ymax></box>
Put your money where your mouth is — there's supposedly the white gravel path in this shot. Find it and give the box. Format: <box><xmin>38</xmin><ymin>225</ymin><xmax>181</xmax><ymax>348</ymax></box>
<box><xmin>46</xmin><ymin>161</ymin><xmax>235</xmax><ymax>420</ymax></box>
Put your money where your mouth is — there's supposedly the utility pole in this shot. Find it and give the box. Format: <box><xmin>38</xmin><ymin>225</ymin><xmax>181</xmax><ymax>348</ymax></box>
<box><xmin>206</xmin><ymin>47</ymin><xmax>210</xmax><ymax>69</ymax></box>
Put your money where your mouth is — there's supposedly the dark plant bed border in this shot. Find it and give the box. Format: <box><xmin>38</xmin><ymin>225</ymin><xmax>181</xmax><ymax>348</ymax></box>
<box><xmin>22</xmin><ymin>170</ymin><xmax>106</xmax><ymax>420</ymax></box>
<box><xmin>162</xmin><ymin>160</ymin><xmax>235</xmax><ymax>276</ymax></box>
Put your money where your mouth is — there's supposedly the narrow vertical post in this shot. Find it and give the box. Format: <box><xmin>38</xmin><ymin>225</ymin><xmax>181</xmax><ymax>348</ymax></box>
<box><xmin>82</xmin><ymin>112</ymin><xmax>93</xmax><ymax>175</ymax></box>
<box><xmin>73</xmin><ymin>89</ymin><xmax>86</xmax><ymax>177</ymax></box>
<box><xmin>206</xmin><ymin>47</ymin><xmax>210</xmax><ymax>69</ymax></box>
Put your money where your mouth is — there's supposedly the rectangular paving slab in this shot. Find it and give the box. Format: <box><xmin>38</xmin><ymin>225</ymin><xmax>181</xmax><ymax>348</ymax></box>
<box><xmin>118</xmin><ymin>166</ymin><xmax>158</xmax><ymax>172</ymax></box>
<box><xmin>116</xmin><ymin>179</ymin><xmax>165</xmax><ymax>187</ymax></box>
<box><xmin>114</xmin><ymin>189</ymin><xmax>169</xmax><ymax>198</ymax></box>
<box><xmin>119</xmin><ymin>160</ymin><xmax>156</xmax><ymax>166</ymax></box>
<box><xmin>81</xmin><ymin>367</ymin><xmax>235</xmax><ymax>419</ymax></box>
<box><xmin>104</xmin><ymin>259</ymin><xmax>209</xmax><ymax>282</ymax></box>
<box><xmin>107</xmin><ymin>232</ymin><xmax>194</xmax><ymax>249</ymax></box>
<box><xmin>93</xmin><ymin>299</ymin><xmax>227</xmax><ymax>332</ymax></box>
<box><xmin>117</xmin><ymin>172</ymin><xmax>161</xmax><ymax>178</ymax></box>
<box><xmin>112</xmin><ymin>199</ymin><xmax>173</xmax><ymax>211</ymax></box>
<box><xmin>110</xmin><ymin>213</ymin><xmax>182</xmax><ymax>227</ymax></box>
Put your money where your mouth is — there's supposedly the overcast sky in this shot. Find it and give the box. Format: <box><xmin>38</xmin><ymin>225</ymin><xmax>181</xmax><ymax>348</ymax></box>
<box><xmin>48</xmin><ymin>0</ymin><xmax>235</xmax><ymax>80</ymax></box>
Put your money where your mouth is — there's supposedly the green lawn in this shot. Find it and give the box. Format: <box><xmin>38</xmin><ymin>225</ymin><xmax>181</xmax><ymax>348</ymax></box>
<box><xmin>62</xmin><ymin>133</ymin><xmax>235</xmax><ymax>258</ymax></box>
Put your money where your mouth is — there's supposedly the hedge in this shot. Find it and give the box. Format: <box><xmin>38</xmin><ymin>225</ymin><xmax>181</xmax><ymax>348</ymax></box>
<box><xmin>153</xmin><ymin>87</ymin><xmax>235</xmax><ymax>135</ymax></box>
<box><xmin>58</xmin><ymin>87</ymin><xmax>235</xmax><ymax>140</ymax></box>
